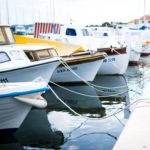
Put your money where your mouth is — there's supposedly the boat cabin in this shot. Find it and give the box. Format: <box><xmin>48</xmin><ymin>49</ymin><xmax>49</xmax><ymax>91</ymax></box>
<box><xmin>23</xmin><ymin>45</ymin><xmax>58</xmax><ymax>61</ymax></box>
<box><xmin>0</xmin><ymin>25</ymin><xmax>58</xmax><ymax>62</ymax></box>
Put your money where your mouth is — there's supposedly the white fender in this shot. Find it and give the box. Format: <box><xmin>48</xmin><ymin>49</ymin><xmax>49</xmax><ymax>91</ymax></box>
<box><xmin>14</xmin><ymin>96</ymin><xmax>47</xmax><ymax>108</ymax></box>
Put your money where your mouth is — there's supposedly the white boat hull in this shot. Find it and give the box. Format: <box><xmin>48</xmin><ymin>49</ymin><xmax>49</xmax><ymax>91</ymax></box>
<box><xmin>0</xmin><ymin>97</ymin><xmax>31</xmax><ymax>132</ymax></box>
<box><xmin>51</xmin><ymin>59</ymin><xmax>103</xmax><ymax>83</ymax></box>
<box><xmin>98</xmin><ymin>53</ymin><xmax>129</xmax><ymax>75</ymax></box>
<box><xmin>141</xmin><ymin>44</ymin><xmax>150</xmax><ymax>56</ymax></box>
<box><xmin>0</xmin><ymin>61</ymin><xmax>59</xmax><ymax>83</ymax></box>
<box><xmin>129</xmin><ymin>50</ymin><xmax>141</xmax><ymax>62</ymax></box>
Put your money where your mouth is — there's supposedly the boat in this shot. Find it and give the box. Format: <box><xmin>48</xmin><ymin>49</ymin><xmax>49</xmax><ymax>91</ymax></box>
<box><xmin>51</xmin><ymin>51</ymin><xmax>105</xmax><ymax>82</ymax></box>
<box><xmin>14</xmin><ymin>33</ymin><xmax>106</xmax><ymax>83</ymax></box>
<box><xmin>0</xmin><ymin>25</ymin><xmax>60</xmax><ymax>83</ymax></box>
<box><xmin>36</xmin><ymin>23</ymin><xmax>130</xmax><ymax>75</ymax></box>
<box><xmin>0</xmin><ymin>79</ymin><xmax>48</xmax><ymax>133</ymax></box>
<box><xmin>14</xmin><ymin>25</ymin><xmax>27</xmax><ymax>35</ymax></box>
<box><xmin>97</xmin><ymin>46</ymin><xmax>129</xmax><ymax>74</ymax></box>
<box><xmin>126</xmin><ymin>30</ymin><xmax>143</xmax><ymax>65</ymax></box>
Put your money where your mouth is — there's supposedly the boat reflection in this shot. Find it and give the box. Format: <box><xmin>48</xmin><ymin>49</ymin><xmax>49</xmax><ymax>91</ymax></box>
<box><xmin>0</xmin><ymin>134</ymin><xmax>22</xmax><ymax>150</ymax></box>
<box><xmin>14</xmin><ymin>109</ymin><xmax>64</xmax><ymax>149</ymax></box>
<box><xmin>44</xmin><ymin>75</ymin><xmax>130</xmax><ymax>119</ymax></box>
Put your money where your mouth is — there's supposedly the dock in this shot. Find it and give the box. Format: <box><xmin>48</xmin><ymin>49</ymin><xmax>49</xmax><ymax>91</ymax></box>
<box><xmin>113</xmin><ymin>83</ymin><xmax>150</xmax><ymax>150</ymax></box>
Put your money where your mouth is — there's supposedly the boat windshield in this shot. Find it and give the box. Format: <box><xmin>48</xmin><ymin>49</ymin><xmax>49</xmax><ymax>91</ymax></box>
<box><xmin>0</xmin><ymin>29</ymin><xmax>7</xmax><ymax>45</ymax></box>
<box><xmin>4</xmin><ymin>27</ymin><xmax>15</xmax><ymax>44</ymax></box>
<box><xmin>0</xmin><ymin>26</ymin><xmax>16</xmax><ymax>45</ymax></box>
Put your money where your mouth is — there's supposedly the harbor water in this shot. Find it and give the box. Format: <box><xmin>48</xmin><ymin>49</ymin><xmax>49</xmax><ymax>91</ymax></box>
<box><xmin>0</xmin><ymin>61</ymin><xmax>150</xmax><ymax>150</ymax></box>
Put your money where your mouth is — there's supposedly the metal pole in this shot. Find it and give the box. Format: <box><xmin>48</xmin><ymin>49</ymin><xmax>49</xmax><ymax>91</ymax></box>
<box><xmin>144</xmin><ymin>0</ymin><xmax>146</xmax><ymax>25</ymax></box>
<box><xmin>6</xmin><ymin>0</ymin><xmax>10</xmax><ymax>25</ymax></box>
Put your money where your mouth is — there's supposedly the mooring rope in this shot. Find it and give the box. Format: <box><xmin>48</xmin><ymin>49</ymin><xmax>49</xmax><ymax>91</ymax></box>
<box><xmin>48</xmin><ymin>84</ymin><xmax>149</xmax><ymax>120</ymax></box>
<box><xmin>58</xmin><ymin>56</ymin><xmax>129</xmax><ymax>90</ymax></box>
<box><xmin>49</xmin><ymin>80</ymin><xmax>128</xmax><ymax>98</ymax></box>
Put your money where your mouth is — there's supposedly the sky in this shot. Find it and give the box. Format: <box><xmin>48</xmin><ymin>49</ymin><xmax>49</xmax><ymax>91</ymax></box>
<box><xmin>0</xmin><ymin>0</ymin><xmax>150</xmax><ymax>26</ymax></box>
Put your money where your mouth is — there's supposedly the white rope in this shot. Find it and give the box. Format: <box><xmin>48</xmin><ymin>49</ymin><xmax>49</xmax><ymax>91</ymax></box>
<box><xmin>58</xmin><ymin>56</ymin><xmax>129</xmax><ymax>90</ymax></box>
<box><xmin>49</xmin><ymin>80</ymin><xmax>129</xmax><ymax>98</ymax></box>
<box><xmin>48</xmin><ymin>84</ymin><xmax>149</xmax><ymax>120</ymax></box>
<box><xmin>48</xmin><ymin>85</ymin><xmax>81</xmax><ymax>116</ymax></box>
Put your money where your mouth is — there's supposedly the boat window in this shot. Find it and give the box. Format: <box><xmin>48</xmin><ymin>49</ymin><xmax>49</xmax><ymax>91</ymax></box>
<box><xmin>81</xmin><ymin>29</ymin><xmax>90</xmax><ymax>36</ymax></box>
<box><xmin>36</xmin><ymin>50</ymin><xmax>51</xmax><ymax>60</ymax></box>
<box><xmin>0</xmin><ymin>52</ymin><xmax>10</xmax><ymax>63</ymax></box>
<box><xmin>9</xmin><ymin>50</ymin><xmax>27</xmax><ymax>60</ymax></box>
<box><xmin>48</xmin><ymin>48</ymin><xmax>58</xmax><ymax>57</ymax></box>
<box><xmin>0</xmin><ymin>29</ymin><xmax>7</xmax><ymax>45</ymax></box>
<box><xmin>66</xmin><ymin>28</ymin><xmax>77</xmax><ymax>36</ymax></box>
<box><xmin>4</xmin><ymin>27</ymin><xmax>15</xmax><ymax>44</ymax></box>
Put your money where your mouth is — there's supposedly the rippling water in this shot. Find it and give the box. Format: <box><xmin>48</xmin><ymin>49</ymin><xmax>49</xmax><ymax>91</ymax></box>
<box><xmin>1</xmin><ymin>63</ymin><xmax>150</xmax><ymax>150</ymax></box>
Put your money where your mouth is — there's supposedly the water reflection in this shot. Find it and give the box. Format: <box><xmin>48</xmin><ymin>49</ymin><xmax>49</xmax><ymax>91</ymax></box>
<box><xmin>15</xmin><ymin>109</ymin><xmax>64</xmax><ymax>149</ymax></box>
<box><xmin>46</xmin><ymin>75</ymin><xmax>130</xmax><ymax>150</ymax></box>
<box><xmin>44</xmin><ymin>75</ymin><xmax>130</xmax><ymax>119</ymax></box>
<box><xmin>0</xmin><ymin>135</ymin><xmax>22</xmax><ymax>150</ymax></box>
<box><xmin>0</xmin><ymin>109</ymin><xmax>64</xmax><ymax>150</ymax></box>
<box><xmin>0</xmin><ymin>74</ymin><xmax>139</xmax><ymax>150</ymax></box>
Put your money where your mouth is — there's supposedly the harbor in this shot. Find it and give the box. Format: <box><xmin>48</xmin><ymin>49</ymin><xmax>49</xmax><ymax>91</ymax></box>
<box><xmin>1</xmin><ymin>0</ymin><xmax>150</xmax><ymax>149</ymax></box>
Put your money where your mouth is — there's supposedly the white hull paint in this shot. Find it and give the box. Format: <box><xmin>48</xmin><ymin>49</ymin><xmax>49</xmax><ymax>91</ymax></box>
<box><xmin>98</xmin><ymin>52</ymin><xmax>129</xmax><ymax>75</ymax></box>
<box><xmin>0</xmin><ymin>61</ymin><xmax>59</xmax><ymax>83</ymax></box>
<box><xmin>0</xmin><ymin>97</ymin><xmax>31</xmax><ymax>131</ymax></box>
<box><xmin>51</xmin><ymin>59</ymin><xmax>103</xmax><ymax>83</ymax></box>
<box><xmin>129</xmin><ymin>50</ymin><xmax>141</xmax><ymax>62</ymax></box>
<box><xmin>141</xmin><ymin>44</ymin><xmax>150</xmax><ymax>55</ymax></box>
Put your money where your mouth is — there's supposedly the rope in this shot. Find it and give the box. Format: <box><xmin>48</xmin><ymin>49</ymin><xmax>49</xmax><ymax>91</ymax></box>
<box><xmin>49</xmin><ymin>80</ymin><xmax>129</xmax><ymax>98</ymax></box>
<box><xmin>58</xmin><ymin>56</ymin><xmax>129</xmax><ymax>90</ymax></box>
<box><xmin>48</xmin><ymin>84</ymin><xmax>149</xmax><ymax>120</ymax></box>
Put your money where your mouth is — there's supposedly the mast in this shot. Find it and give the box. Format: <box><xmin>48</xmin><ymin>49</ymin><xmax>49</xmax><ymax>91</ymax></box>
<box><xmin>143</xmin><ymin>0</ymin><xmax>146</xmax><ymax>25</ymax></box>
<box><xmin>6</xmin><ymin>0</ymin><xmax>10</xmax><ymax>25</ymax></box>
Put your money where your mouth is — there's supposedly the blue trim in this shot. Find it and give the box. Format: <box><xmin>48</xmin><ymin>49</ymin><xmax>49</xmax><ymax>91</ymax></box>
<box><xmin>0</xmin><ymin>87</ymin><xmax>49</xmax><ymax>98</ymax></box>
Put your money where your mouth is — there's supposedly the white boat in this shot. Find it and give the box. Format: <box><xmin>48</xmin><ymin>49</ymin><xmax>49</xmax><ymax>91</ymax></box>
<box><xmin>0</xmin><ymin>79</ymin><xmax>48</xmax><ymax>133</ymax></box>
<box><xmin>15</xmin><ymin>25</ymin><xmax>27</xmax><ymax>35</ymax></box>
<box><xmin>126</xmin><ymin>30</ymin><xmax>143</xmax><ymax>64</ymax></box>
<box><xmin>97</xmin><ymin>47</ymin><xmax>130</xmax><ymax>75</ymax></box>
<box><xmin>37</xmin><ymin>23</ymin><xmax>129</xmax><ymax>75</ymax></box>
<box><xmin>51</xmin><ymin>51</ymin><xmax>105</xmax><ymax>83</ymax></box>
<box><xmin>14</xmin><ymin>31</ymin><xmax>106</xmax><ymax>83</ymax></box>
<box><xmin>0</xmin><ymin>25</ymin><xmax>60</xmax><ymax>83</ymax></box>
<box><xmin>141</xmin><ymin>31</ymin><xmax>150</xmax><ymax>56</ymax></box>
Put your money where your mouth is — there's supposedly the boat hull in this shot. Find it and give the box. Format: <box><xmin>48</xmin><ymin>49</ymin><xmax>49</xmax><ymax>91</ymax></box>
<box><xmin>51</xmin><ymin>58</ymin><xmax>103</xmax><ymax>83</ymax></box>
<box><xmin>129</xmin><ymin>50</ymin><xmax>141</xmax><ymax>63</ymax></box>
<box><xmin>98</xmin><ymin>53</ymin><xmax>129</xmax><ymax>75</ymax></box>
<box><xmin>141</xmin><ymin>44</ymin><xmax>150</xmax><ymax>57</ymax></box>
<box><xmin>0</xmin><ymin>61</ymin><xmax>59</xmax><ymax>83</ymax></box>
<box><xmin>0</xmin><ymin>97</ymin><xmax>31</xmax><ymax>133</ymax></box>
